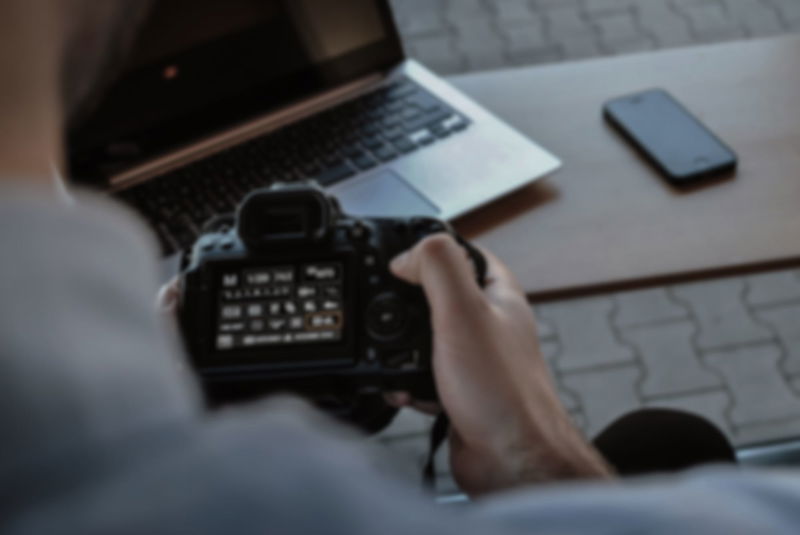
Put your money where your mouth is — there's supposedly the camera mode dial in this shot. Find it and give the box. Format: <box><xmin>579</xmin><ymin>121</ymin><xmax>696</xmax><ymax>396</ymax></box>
<box><xmin>366</xmin><ymin>293</ymin><xmax>408</xmax><ymax>340</ymax></box>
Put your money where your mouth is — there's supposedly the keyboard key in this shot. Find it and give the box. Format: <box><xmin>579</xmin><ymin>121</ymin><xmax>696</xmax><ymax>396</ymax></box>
<box><xmin>430</xmin><ymin>123</ymin><xmax>451</xmax><ymax>138</ymax></box>
<box><xmin>342</xmin><ymin>144</ymin><xmax>362</xmax><ymax>158</ymax></box>
<box><xmin>311</xmin><ymin>161</ymin><xmax>356</xmax><ymax>186</ymax></box>
<box><xmin>388</xmin><ymin>82</ymin><xmax>417</xmax><ymax>99</ymax></box>
<box><xmin>406</xmin><ymin>94</ymin><xmax>441</xmax><ymax>112</ymax></box>
<box><xmin>352</xmin><ymin>152</ymin><xmax>378</xmax><ymax>170</ymax></box>
<box><xmin>116</xmin><ymin>77</ymin><xmax>468</xmax><ymax>255</ymax></box>
<box><xmin>403</xmin><ymin>108</ymin><xmax>451</xmax><ymax>133</ymax></box>
<box><xmin>402</xmin><ymin>107</ymin><xmax>422</xmax><ymax>121</ymax></box>
<box><xmin>409</xmin><ymin>129</ymin><xmax>435</xmax><ymax>145</ymax></box>
<box><xmin>362</xmin><ymin>136</ymin><xmax>383</xmax><ymax>150</ymax></box>
<box><xmin>384</xmin><ymin>126</ymin><xmax>404</xmax><ymax>141</ymax></box>
<box><xmin>442</xmin><ymin>114</ymin><xmax>469</xmax><ymax>131</ymax></box>
<box><xmin>301</xmin><ymin>162</ymin><xmax>321</xmax><ymax>176</ymax></box>
<box><xmin>393</xmin><ymin>137</ymin><xmax>417</xmax><ymax>154</ymax></box>
<box><xmin>372</xmin><ymin>144</ymin><xmax>397</xmax><ymax>162</ymax></box>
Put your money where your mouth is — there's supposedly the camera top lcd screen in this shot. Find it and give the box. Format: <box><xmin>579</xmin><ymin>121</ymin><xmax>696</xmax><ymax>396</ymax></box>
<box><xmin>215</xmin><ymin>262</ymin><xmax>344</xmax><ymax>352</ymax></box>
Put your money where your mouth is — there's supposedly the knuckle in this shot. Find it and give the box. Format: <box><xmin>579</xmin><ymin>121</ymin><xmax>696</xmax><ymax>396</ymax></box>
<box><xmin>417</xmin><ymin>233</ymin><xmax>458</xmax><ymax>262</ymax></box>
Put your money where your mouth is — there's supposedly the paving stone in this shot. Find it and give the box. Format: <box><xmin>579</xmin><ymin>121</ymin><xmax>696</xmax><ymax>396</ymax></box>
<box><xmin>538</xmin><ymin>297</ymin><xmax>636</xmax><ymax>371</ymax></box>
<box><xmin>534</xmin><ymin>0</ymin><xmax>582</xmax><ymax>9</ymax></box>
<box><xmin>395</xmin><ymin>0</ymin><xmax>799</xmax><ymax>75</ymax></box>
<box><xmin>502</xmin><ymin>22</ymin><xmax>551</xmax><ymax>52</ymax></box>
<box><xmin>603</xmin><ymin>37</ymin><xmax>658</xmax><ymax>54</ymax></box>
<box><xmin>444</xmin><ymin>0</ymin><xmax>491</xmax><ymax>25</ymax></box>
<box><xmin>569</xmin><ymin>409</ymin><xmax>588</xmax><ymax>432</ymax></box>
<box><xmin>378</xmin><ymin>434</ymin><xmax>429</xmax><ymax>472</ymax></box>
<box><xmin>746</xmin><ymin>270</ymin><xmax>800</xmax><ymax>307</ymax></box>
<box><xmin>454</xmin><ymin>20</ymin><xmax>509</xmax><ymax>71</ymax></box>
<box><xmin>434</xmin><ymin>435</ymin><xmax>451</xmax><ymax>472</ymax></box>
<box><xmin>767</xmin><ymin>0</ymin><xmax>800</xmax><ymax>27</ymax></box>
<box><xmin>392</xmin><ymin>0</ymin><xmax>449</xmax><ymax>36</ymax></box>
<box><xmin>377</xmin><ymin>407</ymin><xmax>435</xmax><ymax>440</ymax></box>
<box><xmin>540</xmin><ymin>339</ymin><xmax>560</xmax><ymax>364</ymax></box>
<box><xmin>492</xmin><ymin>0</ymin><xmax>541</xmax><ymax>25</ymax></box>
<box><xmin>645</xmin><ymin>390</ymin><xmax>733</xmax><ymax>441</ymax></box>
<box><xmin>704</xmin><ymin>344</ymin><xmax>800</xmax><ymax>426</ymax></box>
<box><xmin>532</xmin><ymin>307</ymin><xmax>557</xmax><ymax>340</ymax></box>
<box><xmin>435</xmin><ymin>473</ymin><xmax>460</xmax><ymax>495</ymax></box>
<box><xmin>675</xmin><ymin>1</ymin><xmax>747</xmax><ymax>42</ymax></box>
<box><xmin>725</xmin><ymin>0</ymin><xmax>786</xmax><ymax>37</ymax></box>
<box><xmin>735</xmin><ymin>417</ymin><xmax>800</xmax><ymax>446</ymax></box>
<box><xmin>591</xmin><ymin>11</ymin><xmax>649</xmax><ymax>46</ymax></box>
<box><xmin>671</xmin><ymin>278</ymin><xmax>774</xmax><ymax>350</ymax></box>
<box><xmin>507</xmin><ymin>44</ymin><xmax>563</xmax><ymax>65</ymax></box>
<box><xmin>613</xmin><ymin>287</ymin><xmax>689</xmax><ymax>328</ymax></box>
<box><xmin>754</xmin><ymin>304</ymin><xmax>800</xmax><ymax>375</ymax></box>
<box><xmin>635</xmin><ymin>0</ymin><xmax>679</xmax><ymax>18</ymax></box>
<box><xmin>582</xmin><ymin>0</ymin><xmax>639</xmax><ymax>17</ymax></box>
<box><xmin>557</xmin><ymin>383</ymin><xmax>581</xmax><ymax>413</ymax></box>
<box><xmin>637</xmin><ymin>5</ymin><xmax>696</xmax><ymax>48</ymax></box>
<box><xmin>562</xmin><ymin>365</ymin><xmax>642</xmax><ymax>437</ymax></box>
<box><xmin>407</xmin><ymin>34</ymin><xmax>466</xmax><ymax>74</ymax></box>
<box><xmin>558</xmin><ymin>35</ymin><xmax>604</xmax><ymax>60</ymax></box>
<box><xmin>544</xmin><ymin>4</ymin><xmax>592</xmax><ymax>33</ymax></box>
<box><xmin>621</xmin><ymin>321</ymin><xmax>722</xmax><ymax>398</ymax></box>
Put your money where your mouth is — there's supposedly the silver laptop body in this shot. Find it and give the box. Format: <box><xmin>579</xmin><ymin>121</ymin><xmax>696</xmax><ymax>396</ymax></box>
<box><xmin>69</xmin><ymin>0</ymin><xmax>560</xmax><ymax>263</ymax></box>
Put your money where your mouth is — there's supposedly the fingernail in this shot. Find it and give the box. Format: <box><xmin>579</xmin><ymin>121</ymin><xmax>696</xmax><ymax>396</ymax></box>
<box><xmin>390</xmin><ymin>251</ymin><xmax>410</xmax><ymax>273</ymax></box>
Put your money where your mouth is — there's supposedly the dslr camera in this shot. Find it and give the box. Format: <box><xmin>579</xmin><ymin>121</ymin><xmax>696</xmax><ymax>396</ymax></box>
<box><xmin>178</xmin><ymin>183</ymin><xmax>485</xmax><ymax>431</ymax></box>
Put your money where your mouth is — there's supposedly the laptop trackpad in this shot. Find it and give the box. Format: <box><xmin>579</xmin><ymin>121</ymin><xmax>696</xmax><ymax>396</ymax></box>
<box><xmin>332</xmin><ymin>170</ymin><xmax>440</xmax><ymax>218</ymax></box>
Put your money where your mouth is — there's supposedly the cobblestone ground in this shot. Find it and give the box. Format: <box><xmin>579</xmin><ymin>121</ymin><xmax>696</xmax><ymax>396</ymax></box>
<box><xmin>378</xmin><ymin>0</ymin><xmax>800</xmax><ymax>494</ymax></box>
<box><xmin>390</xmin><ymin>0</ymin><xmax>800</xmax><ymax>74</ymax></box>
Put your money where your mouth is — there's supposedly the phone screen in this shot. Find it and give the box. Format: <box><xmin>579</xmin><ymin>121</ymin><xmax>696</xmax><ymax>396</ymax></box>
<box><xmin>604</xmin><ymin>89</ymin><xmax>737</xmax><ymax>184</ymax></box>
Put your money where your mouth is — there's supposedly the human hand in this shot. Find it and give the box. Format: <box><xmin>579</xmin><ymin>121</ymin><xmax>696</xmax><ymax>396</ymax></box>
<box><xmin>387</xmin><ymin>235</ymin><xmax>612</xmax><ymax>496</ymax></box>
<box><xmin>157</xmin><ymin>275</ymin><xmax>181</xmax><ymax>315</ymax></box>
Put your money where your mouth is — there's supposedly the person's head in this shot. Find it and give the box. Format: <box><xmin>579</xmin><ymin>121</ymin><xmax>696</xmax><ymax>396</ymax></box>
<box><xmin>0</xmin><ymin>0</ymin><xmax>152</xmax><ymax>176</ymax></box>
<box><xmin>61</xmin><ymin>0</ymin><xmax>153</xmax><ymax>124</ymax></box>
<box><xmin>0</xmin><ymin>0</ymin><xmax>151</xmax><ymax>124</ymax></box>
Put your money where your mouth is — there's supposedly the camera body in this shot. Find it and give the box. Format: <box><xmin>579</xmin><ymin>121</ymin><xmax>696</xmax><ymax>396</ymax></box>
<box><xmin>179</xmin><ymin>184</ymin><xmax>485</xmax><ymax>419</ymax></box>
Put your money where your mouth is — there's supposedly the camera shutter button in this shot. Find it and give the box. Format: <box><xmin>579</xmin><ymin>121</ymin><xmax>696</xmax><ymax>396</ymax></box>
<box><xmin>366</xmin><ymin>293</ymin><xmax>407</xmax><ymax>339</ymax></box>
<box><xmin>411</xmin><ymin>217</ymin><xmax>447</xmax><ymax>238</ymax></box>
<box><xmin>350</xmin><ymin>221</ymin><xmax>370</xmax><ymax>241</ymax></box>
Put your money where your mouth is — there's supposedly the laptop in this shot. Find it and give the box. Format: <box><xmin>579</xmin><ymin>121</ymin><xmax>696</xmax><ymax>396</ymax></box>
<box><xmin>68</xmin><ymin>0</ymin><xmax>561</xmax><ymax>270</ymax></box>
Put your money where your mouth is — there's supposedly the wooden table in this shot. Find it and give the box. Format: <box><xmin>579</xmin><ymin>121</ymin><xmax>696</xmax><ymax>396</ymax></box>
<box><xmin>450</xmin><ymin>36</ymin><xmax>800</xmax><ymax>301</ymax></box>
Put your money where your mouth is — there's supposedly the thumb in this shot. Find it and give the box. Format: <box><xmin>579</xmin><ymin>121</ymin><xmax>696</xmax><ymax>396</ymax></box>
<box><xmin>390</xmin><ymin>234</ymin><xmax>485</xmax><ymax>318</ymax></box>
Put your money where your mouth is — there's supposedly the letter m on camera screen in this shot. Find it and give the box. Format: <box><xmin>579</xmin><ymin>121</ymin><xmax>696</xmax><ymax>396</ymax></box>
<box><xmin>214</xmin><ymin>262</ymin><xmax>344</xmax><ymax>351</ymax></box>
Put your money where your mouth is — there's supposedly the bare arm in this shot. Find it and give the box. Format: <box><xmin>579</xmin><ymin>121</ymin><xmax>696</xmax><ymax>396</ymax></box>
<box><xmin>388</xmin><ymin>235</ymin><xmax>612</xmax><ymax>496</ymax></box>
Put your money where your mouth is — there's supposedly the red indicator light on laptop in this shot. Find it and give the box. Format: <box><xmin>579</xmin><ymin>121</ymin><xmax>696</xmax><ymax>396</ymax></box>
<box><xmin>163</xmin><ymin>65</ymin><xmax>179</xmax><ymax>80</ymax></box>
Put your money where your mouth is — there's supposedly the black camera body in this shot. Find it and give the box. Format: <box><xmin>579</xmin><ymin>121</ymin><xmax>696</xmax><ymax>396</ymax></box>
<box><xmin>179</xmin><ymin>184</ymin><xmax>485</xmax><ymax>424</ymax></box>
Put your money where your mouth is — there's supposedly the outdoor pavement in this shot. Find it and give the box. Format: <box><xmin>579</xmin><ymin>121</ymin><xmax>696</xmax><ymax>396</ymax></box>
<box><xmin>377</xmin><ymin>0</ymin><xmax>800</xmax><ymax>494</ymax></box>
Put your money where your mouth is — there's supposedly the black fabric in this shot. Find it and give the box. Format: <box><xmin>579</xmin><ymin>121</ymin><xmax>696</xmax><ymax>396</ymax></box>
<box><xmin>592</xmin><ymin>408</ymin><xmax>737</xmax><ymax>476</ymax></box>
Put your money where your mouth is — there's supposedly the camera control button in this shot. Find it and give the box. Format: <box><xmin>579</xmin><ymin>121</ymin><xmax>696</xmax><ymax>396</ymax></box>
<box><xmin>411</xmin><ymin>217</ymin><xmax>447</xmax><ymax>237</ymax></box>
<box><xmin>367</xmin><ymin>294</ymin><xmax>407</xmax><ymax>339</ymax></box>
<box><xmin>350</xmin><ymin>222</ymin><xmax>370</xmax><ymax>240</ymax></box>
<box><xmin>383</xmin><ymin>350</ymin><xmax>416</xmax><ymax>369</ymax></box>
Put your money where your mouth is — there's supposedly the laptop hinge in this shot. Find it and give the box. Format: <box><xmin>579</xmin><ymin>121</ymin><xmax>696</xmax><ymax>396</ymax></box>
<box><xmin>109</xmin><ymin>72</ymin><xmax>386</xmax><ymax>191</ymax></box>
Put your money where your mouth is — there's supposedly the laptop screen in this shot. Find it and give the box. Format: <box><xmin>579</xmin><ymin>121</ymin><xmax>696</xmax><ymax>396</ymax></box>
<box><xmin>68</xmin><ymin>0</ymin><xmax>403</xmax><ymax>183</ymax></box>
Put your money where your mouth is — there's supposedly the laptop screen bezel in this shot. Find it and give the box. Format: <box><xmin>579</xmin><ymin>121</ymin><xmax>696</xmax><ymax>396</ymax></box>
<box><xmin>67</xmin><ymin>0</ymin><xmax>406</xmax><ymax>186</ymax></box>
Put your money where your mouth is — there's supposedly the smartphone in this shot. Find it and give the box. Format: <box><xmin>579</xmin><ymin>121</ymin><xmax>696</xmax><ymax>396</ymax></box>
<box><xmin>603</xmin><ymin>89</ymin><xmax>737</xmax><ymax>186</ymax></box>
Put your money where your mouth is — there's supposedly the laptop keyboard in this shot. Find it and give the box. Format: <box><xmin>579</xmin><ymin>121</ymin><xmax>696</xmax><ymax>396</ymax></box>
<box><xmin>116</xmin><ymin>77</ymin><xmax>471</xmax><ymax>255</ymax></box>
